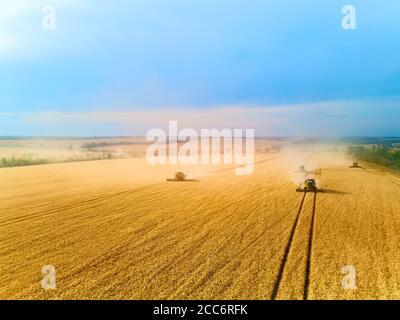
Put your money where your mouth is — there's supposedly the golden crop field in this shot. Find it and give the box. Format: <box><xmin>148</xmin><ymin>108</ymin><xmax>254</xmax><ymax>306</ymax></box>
<box><xmin>1</xmin><ymin>149</ymin><xmax>400</xmax><ymax>300</ymax></box>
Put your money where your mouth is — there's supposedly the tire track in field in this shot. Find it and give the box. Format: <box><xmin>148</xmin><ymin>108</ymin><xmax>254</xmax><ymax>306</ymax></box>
<box><xmin>167</xmin><ymin>186</ymin><xmax>300</xmax><ymax>298</ymax></box>
<box><xmin>303</xmin><ymin>192</ymin><xmax>317</xmax><ymax>300</ymax></box>
<box><xmin>270</xmin><ymin>192</ymin><xmax>307</xmax><ymax>300</ymax></box>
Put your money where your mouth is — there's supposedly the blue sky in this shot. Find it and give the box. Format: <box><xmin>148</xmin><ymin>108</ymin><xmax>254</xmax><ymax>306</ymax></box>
<box><xmin>0</xmin><ymin>0</ymin><xmax>400</xmax><ymax>136</ymax></box>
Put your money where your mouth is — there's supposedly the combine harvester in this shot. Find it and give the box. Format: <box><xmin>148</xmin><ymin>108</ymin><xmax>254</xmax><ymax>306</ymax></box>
<box><xmin>166</xmin><ymin>172</ymin><xmax>196</xmax><ymax>182</ymax></box>
<box><xmin>349</xmin><ymin>161</ymin><xmax>362</xmax><ymax>168</ymax></box>
<box><xmin>296</xmin><ymin>179</ymin><xmax>323</xmax><ymax>193</ymax></box>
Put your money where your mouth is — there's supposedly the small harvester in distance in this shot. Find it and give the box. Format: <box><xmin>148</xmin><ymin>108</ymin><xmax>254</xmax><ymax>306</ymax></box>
<box><xmin>297</xmin><ymin>165</ymin><xmax>306</xmax><ymax>173</ymax></box>
<box><xmin>349</xmin><ymin>162</ymin><xmax>361</xmax><ymax>168</ymax></box>
<box><xmin>166</xmin><ymin>172</ymin><xmax>196</xmax><ymax>182</ymax></box>
<box><xmin>296</xmin><ymin>178</ymin><xmax>323</xmax><ymax>193</ymax></box>
<box><xmin>167</xmin><ymin>172</ymin><xmax>187</xmax><ymax>182</ymax></box>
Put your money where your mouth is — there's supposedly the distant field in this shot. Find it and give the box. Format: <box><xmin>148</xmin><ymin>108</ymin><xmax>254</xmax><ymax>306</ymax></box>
<box><xmin>0</xmin><ymin>137</ymin><xmax>292</xmax><ymax>168</ymax></box>
<box><xmin>0</xmin><ymin>137</ymin><xmax>148</xmax><ymax>167</ymax></box>
<box><xmin>1</xmin><ymin>145</ymin><xmax>400</xmax><ymax>299</ymax></box>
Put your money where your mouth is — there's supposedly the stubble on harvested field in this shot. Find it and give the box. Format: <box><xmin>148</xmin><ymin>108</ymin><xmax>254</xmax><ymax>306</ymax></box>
<box><xmin>1</xmin><ymin>150</ymin><xmax>400</xmax><ymax>299</ymax></box>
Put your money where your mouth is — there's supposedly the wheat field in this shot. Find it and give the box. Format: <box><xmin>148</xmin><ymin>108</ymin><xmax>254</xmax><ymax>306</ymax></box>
<box><xmin>1</xmin><ymin>150</ymin><xmax>400</xmax><ymax>299</ymax></box>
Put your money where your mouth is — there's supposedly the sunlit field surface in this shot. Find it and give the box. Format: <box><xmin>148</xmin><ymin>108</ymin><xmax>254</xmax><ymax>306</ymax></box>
<box><xmin>1</xmin><ymin>144</ymin><xmax>400</xmax><ymax>299</ymax></box>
